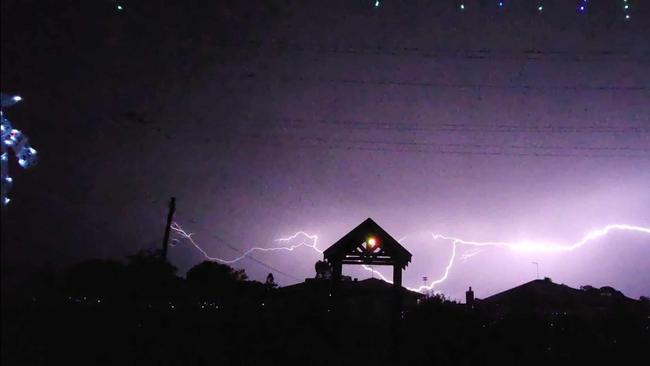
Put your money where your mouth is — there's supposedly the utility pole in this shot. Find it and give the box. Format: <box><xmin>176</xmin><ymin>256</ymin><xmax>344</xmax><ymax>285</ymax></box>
<box><xmin>161</xmin><ymin>197</ymin><xmax>176</xmax><ymax>261</ymax></box>
<box><xmin>532</xmin><ymin>262</ymin><xmax>539</xmax><ymax>279</ymax></box>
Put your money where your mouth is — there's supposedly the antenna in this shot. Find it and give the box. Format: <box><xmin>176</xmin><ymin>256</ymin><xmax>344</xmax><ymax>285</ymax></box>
<box><xmin>532</xmin><ymin>262</ymin><xmax>540</xmax><ymax>279</ymax></box>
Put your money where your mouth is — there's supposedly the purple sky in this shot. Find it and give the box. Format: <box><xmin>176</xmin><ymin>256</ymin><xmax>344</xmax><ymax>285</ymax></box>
<box><xmin>1</xmin><ymin>1</ymin><xmax>649</xmax><ymax>300</ymax></box>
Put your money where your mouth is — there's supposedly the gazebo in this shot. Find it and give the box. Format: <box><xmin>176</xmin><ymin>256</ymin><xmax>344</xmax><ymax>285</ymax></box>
<box><xmin>323</xmin><ymin>218</ymin><xmax>412</xmax><ymax>288</ymax></box>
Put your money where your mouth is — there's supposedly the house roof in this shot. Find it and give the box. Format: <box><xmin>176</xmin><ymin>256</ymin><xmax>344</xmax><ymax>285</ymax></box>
<box><xmin>279</xmin><ymin>277</ymin><xmax>423</xmax><ymax>298</ymax></box>
<box><xmin>323</xmin><ymin>218</ymin><xmax>412</xmax><ymax>269</ymax></box>
<box><xmin>480</xmin><ymin>278</ymin><xmax>638</xmax><ymax>308</ymax></box>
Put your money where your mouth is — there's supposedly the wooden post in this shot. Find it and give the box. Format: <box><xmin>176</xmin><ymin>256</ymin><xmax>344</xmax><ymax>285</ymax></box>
<box><xmin>391</xmin><ymin>264</ymin><xmax>404</xmax><ymax>362</ymax></box>
<box><xmin>161</xmin><ymin>197</ymin><xmax>176</xmax><ymax>261</ymax></box>
<box><xmin>331</xmin><ymin>260</ymin><xmax>342</xmax><ymax>282</ymax></box>
<box><xmin>393</xmin><ymin>265</ymin><xmax>402</xmax><ymax>288</ymax></box>
<box><xmin>393</xmin><ymin>264</ymin><xmax>403</xmax><ymax>318</ymax></box>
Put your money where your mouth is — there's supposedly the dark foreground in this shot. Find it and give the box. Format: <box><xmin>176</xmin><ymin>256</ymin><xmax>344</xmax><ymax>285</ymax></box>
<box><xmin>3</xmin><ymin>296</ymin><xmax>649</xmax><ymax>365</ymax></box>
<box><xmin>2</xmin><ymin>258</ymin><xmax>649</xmax><ymax>366</ymax></box>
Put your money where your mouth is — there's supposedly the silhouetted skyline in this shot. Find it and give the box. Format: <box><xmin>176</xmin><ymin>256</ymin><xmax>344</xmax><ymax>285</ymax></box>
<box><xmin>2</xmin><ymin>0</ymin><xmax>649</xmax><ymax>302</ymax></box>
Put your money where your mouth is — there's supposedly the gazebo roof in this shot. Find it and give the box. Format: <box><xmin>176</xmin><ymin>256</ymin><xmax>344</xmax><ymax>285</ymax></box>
<box><xmin>323</xmin><ymin>218</ymin><xmax>412</xmax><ymax>269</ymax></box>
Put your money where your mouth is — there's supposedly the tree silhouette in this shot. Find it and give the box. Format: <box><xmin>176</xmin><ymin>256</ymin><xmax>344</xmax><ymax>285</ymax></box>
<box><xmin>124</xmin><ymin>249</ymin><xmax>179</xmax><ymax>302</ymax></box>
<box><xmin>186</xmin><ymin>261</ymin><xmax>248</xmax><ymax>300</ymax></box>
<box><xmin>63</xmin><ymin>259</ymin><xmax>124</xmax><ymax>299</ymax></box>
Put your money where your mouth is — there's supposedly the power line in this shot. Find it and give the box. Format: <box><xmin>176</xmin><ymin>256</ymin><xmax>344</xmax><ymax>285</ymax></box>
<box><xmin>286</xmin><ymin>135</ymin><xmax>650</xmax><ymax>153</ymax></box>
<box><xmin>284</xmin><ymin>142</ymin><xmax>650</xmax><ymax>160</ymax></box>
<box><xmin>273</xmin><ymin>75</ymin><xmax>648</xmax><ymax>92</ymax></box>
<box><xmin>243</xmin><ymin>134</ymin><xmax>650</xmax><ymax>160</ymax></box>
<box><xmin>223</xmin><ymin>243</ymin><xmax>302</xmax><ymax>281</ymax></box>
<box><xmin>276</xmin><ymin>118</ymin><xmax>650</xmax><ymax>134</ymax></box>
<box><xmin>216</xmin><ymin>40</ymin><xmax>650</xmax><ymax>63</ymax></box>
<box><xmin>233</xmin><ymin>73</ymin><xmax>648</xmax><ymax>92</ymax></box>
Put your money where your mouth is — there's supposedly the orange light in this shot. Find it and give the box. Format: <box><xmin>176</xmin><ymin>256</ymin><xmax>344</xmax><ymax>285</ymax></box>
<box><xmin>366</xmin><ymin>237</ymin><xmax>379</xmax><ymax>251</ymax></box>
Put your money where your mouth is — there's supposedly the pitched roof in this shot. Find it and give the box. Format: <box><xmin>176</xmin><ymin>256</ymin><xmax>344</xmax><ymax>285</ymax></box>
<box><xmin>482</xmin><ymin>279</ymin><xmax>581</xmax><ymax>305</ymax></box>
<box><xmin>323</xmin><ymin>218</ymin><xmax>412</xmax><ymax>269</ymax></box>
<box><xmin>481</xmin><ymin>278</ymin><xmax>638</xmax><ymax>308</ymax></box>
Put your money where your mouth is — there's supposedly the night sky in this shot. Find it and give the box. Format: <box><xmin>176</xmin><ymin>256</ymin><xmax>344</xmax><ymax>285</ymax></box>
<box><xmin>1</xmin><ymin>0</ymin><xmax>649</xmax><ymax>301</ymax></box>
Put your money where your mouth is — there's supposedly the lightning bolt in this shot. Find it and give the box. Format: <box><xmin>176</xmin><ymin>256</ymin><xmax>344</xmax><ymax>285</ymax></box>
<box><xmin>413</xmin><ymin>224</ymin><xmax>650</xmax><ymax>292</ymax></box>
<box><xmin>170</xmin><ymin>222</ymin><xmax>650</xmax><ymax>294</ymax></box>
<box><xmin>431</xmin><ymin>224</ymin><xmax>650</xmax><ymax>253</ymax></box>
<box><xmin>170</xmin><ymin>222</ymin><xmax>321</xmax><ymax>264</ymax></box>
<box><xmin>460</xmin><ymin>248</ymin><xmax>483</xmax><ymax>262</ymax></box>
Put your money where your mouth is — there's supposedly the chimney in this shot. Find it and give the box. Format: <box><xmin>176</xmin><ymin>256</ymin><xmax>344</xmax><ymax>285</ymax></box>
<box><xmin>466</xmin><ymin>286</ymin><xmax>475</xmax><ymax>308</ymax></box>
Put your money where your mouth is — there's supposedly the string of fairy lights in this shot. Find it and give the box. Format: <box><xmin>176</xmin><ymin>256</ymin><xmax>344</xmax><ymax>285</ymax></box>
<box><xmin>579</xmin><ymin>0</ymin><xmax>588</xmax><ymax>13</ymax></box>
<box><xmin>372</xmin><ymin>1</ymin><xmax>635</xmax><ymax>20</ymax></box>
<box><xmin>623</xmin><ymin>0</ymin><xmax>631</xmax><ymax>20</ymax></box>
<box><xmin>112</xmin><ymin>1</ymin><xmax>636</xmax><ymax>21</ymax></box>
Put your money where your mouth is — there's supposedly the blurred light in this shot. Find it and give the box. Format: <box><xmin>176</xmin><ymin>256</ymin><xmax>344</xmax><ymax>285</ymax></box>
<box><xmin>578</xmin><ymin>0</ymin><xmax>588</xmax><ymax>14</ymax></box>
<box><xmin>2</xmin><ymin>93</ymin><xmax>37</xmax><ymax>205</ymax></box>
<box><xmin>460</xmin><ymin>4</ymin><xmax>465</xmax><ymax>10</ymax></box>
<box><xmin>374</xmin><ymin>1</ymin><xmax>380</xmax><ymax>7</ymax></box>
<box><xmin>622</xmin><ymin>0</ymin><xmax>631</xmax><ymax>20</ymax></box>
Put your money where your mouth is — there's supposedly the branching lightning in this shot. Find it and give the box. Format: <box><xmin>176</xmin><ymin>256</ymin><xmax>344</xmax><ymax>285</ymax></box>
<box><xmin>170</xmin><ymin>221</ymin><xmax>650</xmax><ymax>294</ymax></box>
<box><xmin>170</xmin><ymin>222</ymin><xmax>321</xmax><ymax>264</ymax></box>
<box><xmin>412</xmin><ymin>224</ymin><xmax>650</xmax><ymax>292</ymax></box>
<box><xmin>460</xmin><ymin>248</ymin><xmax>483</xmax><ymax>262</ymax></box>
